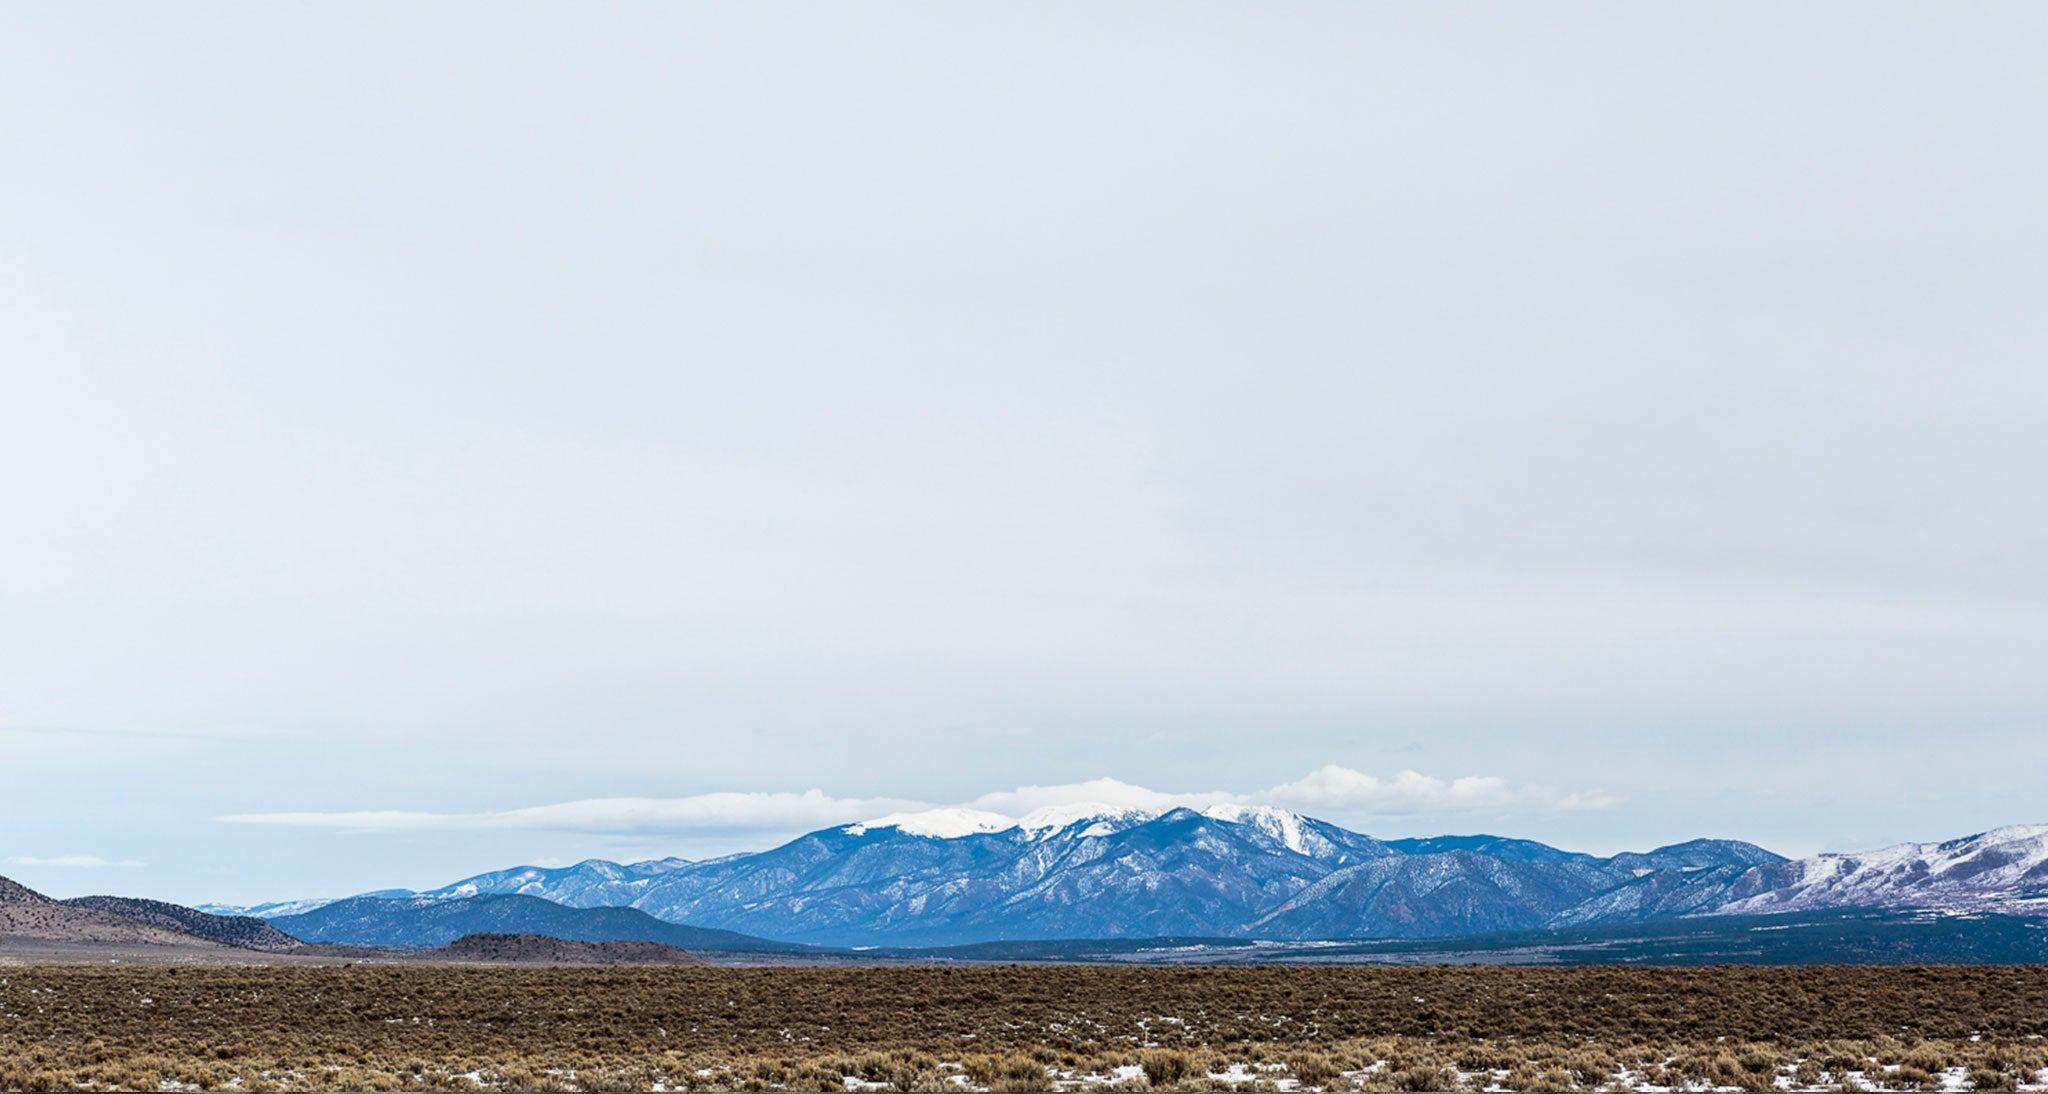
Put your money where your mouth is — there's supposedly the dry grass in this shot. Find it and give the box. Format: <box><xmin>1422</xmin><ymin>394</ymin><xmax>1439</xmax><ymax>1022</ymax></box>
<box><xmin>3</xmin><ymin>964</ymin><xmax>2047</xmax><ymax>1090</ymax></box>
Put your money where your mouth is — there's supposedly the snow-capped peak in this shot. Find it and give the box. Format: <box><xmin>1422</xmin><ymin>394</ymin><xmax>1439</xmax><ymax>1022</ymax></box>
<box><xmin>845</xmin><ymin>803</ymin><xmax>1162</xmax><ymax>840</ymax></box>
<box><xmin>1201</xmin><ymin>803</ymin><xmax>1314</xmax><ymax>854</ymax></box>
<box><xmin>1016</xmin><ymin>802</ymin><xmax>1156</xmax><ymax>838</ymax></box>
<box><xmin>834</xmin><ymin>799</ymin><xmax>1332</xmax><ymax>851</ymax></box>
<box><xmin>844</xmin><ymin>808</ymin><xmax>1014</xmax><ymax>839</ymax></box>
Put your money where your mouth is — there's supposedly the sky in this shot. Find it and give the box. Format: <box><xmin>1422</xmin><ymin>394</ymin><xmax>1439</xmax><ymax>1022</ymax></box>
<box><xmin>3</xmin><ymin>4</ymin><xmax>2044</xmax><ymax>906</ymax></box>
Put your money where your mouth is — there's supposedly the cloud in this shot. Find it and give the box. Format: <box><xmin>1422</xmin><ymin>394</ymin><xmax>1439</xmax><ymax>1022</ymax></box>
<box><xmin>217</xmin><ymin>767</ymin><xmax>1618</xmax><ymax>836</ymax></box>
<box><xmin>217</xmin><ymin>789</ymin><xmax>928</xmax><ymax>834</ymax></box>
<box><xmin>1258</xmin><ymin>765</ymin><xmax>1622</xmax><ymax>814</ymax></box>
<box><xmin>964</xmin><ymin>777</ymin><xmax>1237</xmax><ymax>817</ymax></box>
<box><xmin>5</xmin><ymin>855</ymin><xmax>146</xmax><ymax>868</ymax></box>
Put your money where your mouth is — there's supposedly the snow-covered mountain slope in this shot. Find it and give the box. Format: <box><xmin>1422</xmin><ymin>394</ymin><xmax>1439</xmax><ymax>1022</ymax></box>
<box><xmin>201</xmin><ymin>860</ymin><xmax>693</xmax><ymax>919</ymax></box>
<box><xmin>1709</xmin><ymin>825</ymin><xmax>2048</xmax><ymax>916</ymax></box>
<box><xmin>1248</xmin><ymin>849</ymin><xmax>1612</xmax><ymax>939</ymax></box>
<box><xmin>1015</xmin><ymin>802</ymin><xmax>1154</xmax><ymax>838</ymax></box>
<box><xmin>1547</xmin><ymin>864</ymin><xmax>1756</xmax><ymax>926</ymax></box>
<box><xmin>197</xmin><ymin>897</ymin><xmax>346</xmax><ymax>919</ymax></box>
<box><xmin>413</xmin><ymin>857</ymin><xmax>691</xmax><ymax>905</ymax></box>
<box><xmin>1548</xmin><ymin>826</ymin><xmax>2048</xmax><ymax>927</ymax></box>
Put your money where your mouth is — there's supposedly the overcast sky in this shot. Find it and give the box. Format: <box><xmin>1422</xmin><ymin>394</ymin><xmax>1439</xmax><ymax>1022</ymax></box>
<box><xmin>4</xmin><ymin>4</ymin><xmax>2044</xmax><ymax>905</ymax></box>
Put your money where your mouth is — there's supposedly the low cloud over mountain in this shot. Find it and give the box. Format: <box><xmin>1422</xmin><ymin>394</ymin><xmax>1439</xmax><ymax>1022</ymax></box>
<box><xmin>215</xmin><ymin>767</ymin><xmax>1620</xmax><ymax>838</ymax></box>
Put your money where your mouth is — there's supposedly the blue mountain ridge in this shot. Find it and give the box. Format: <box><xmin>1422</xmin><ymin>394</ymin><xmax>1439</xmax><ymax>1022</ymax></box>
<box><xmin>242</xmin><ymin>805</ymin><xmax>1804</xmax><ymax>948</ymax></box>
<box><xmin>233</xmin><ymin>810</ymin><xmax>2048</xmax><ymax>950</ymax></box>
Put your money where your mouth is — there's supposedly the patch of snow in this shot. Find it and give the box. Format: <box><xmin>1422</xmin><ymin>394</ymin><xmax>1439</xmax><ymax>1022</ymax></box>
<box><xmin>197</xmin><ymin>898</ymin><xmax>337</xmax><ymax>919</ymax></box>
<box><xmin>844</xmin><ymin>808</ymin><xmax>1014</xmax><ymax>839</ymax></box>
<box><xmin>1202</xmin><ymin>802</ymin><xmax>1312</xmax><ymax>854</ymax></box>
<box><xmin>841</xmin><ymin>802</ymin><xmax>1165</xmax><ymax>840</ymax></box>
<box><xmin>1017</xmin><ymin>802</ymin><xmax>1154</xmax><ymax>837</ymax></box>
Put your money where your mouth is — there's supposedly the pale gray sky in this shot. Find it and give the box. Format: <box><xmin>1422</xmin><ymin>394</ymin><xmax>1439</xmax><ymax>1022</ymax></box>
<box><xmin>3</xmin><ymin>4</ymin><xmax>2044</xmax><ymax>904</ymax></box>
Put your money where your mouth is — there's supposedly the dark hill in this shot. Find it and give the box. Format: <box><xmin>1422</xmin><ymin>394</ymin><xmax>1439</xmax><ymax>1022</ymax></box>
<box><xmin>268</xmin><ymin>893</ymin><xmax>816</xmax><ymax>952</ymax></box>
<box><xmin>432</xmin><ymin>932</ymin><xmax>709</xmax><ymax>965</ymax></box>
<box><xmin>1606</xmin><ymin>839</ymin><xmax>1787</xmax><ymax>874</ymax></box>
<box><xmin>0</xmin><ymin>875</ymin><xmax>226</xmax><ymax>948</ymax></box>
<box><xmin>62</xmin><ymin>895</ymin><xmax>303</xmax><ymax>953</ymax></box>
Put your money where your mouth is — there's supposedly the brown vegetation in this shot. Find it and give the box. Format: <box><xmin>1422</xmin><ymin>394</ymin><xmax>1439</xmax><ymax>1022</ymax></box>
<box><xmin>0</xmin><ymin>885</ymin><xmax>228</xmax><ymax>950</ymax></box>
<box><xmin>2</xmin><ymin>964</ymin><xmax>2045</xmax><ymax>1090</ymax></box>
<box><xmin>433</xmin><ymin>933</ymin><xmax>709</xmax><ymax>965</ymax></box>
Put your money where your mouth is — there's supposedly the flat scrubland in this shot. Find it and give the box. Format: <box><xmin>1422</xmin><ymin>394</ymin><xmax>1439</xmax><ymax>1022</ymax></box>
<box><xmin>4</xmin><ymin>964</ymin><xmax>2048</xmax><ymax>1092</ymax></box>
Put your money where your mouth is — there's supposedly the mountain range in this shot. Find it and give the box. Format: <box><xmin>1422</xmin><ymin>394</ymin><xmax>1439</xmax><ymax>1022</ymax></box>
<box><xmin>208</xmin><ymin>805</ymin><xmax>2048</xmax><ymax>950</ymax></box>
<box><xmin>0</xmin><ymin>875</ymin><xmax>797</xmax><ymax>962</ymax></box>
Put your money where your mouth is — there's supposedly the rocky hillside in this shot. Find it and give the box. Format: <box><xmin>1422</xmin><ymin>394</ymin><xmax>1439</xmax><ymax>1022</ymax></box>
<box><xmin>61</xmin><ymin>895</ymin><xmax>302</xmax><ymax>952</ymax></box>
<box><xmin>0</xmin><ymin>876</ymin><xmax>229</xmax><ymax>948</ymax></box>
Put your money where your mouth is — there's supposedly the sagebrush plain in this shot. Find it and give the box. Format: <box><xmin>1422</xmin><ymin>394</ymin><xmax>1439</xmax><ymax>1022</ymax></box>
<box><xmin>5</xmin><ymin>964</ymin><xmax>2048</xmax><ymax>1091</ymax></box>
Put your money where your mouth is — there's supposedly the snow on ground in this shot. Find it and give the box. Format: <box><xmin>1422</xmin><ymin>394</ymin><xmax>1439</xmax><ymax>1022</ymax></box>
<box><xmin>183</xmin><ymin>1058</ymin><xmax>2048</xmax><ymax>1092</ymax></box>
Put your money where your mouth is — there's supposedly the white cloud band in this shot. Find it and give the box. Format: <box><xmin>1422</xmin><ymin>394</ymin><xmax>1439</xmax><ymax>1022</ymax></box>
<box><xmin>5</xmin><ymin>855</ymin><xmax>146</xmax><ymax>868</ymax></box>
<box><xmin>217</xmin><ymin>766</ymin><xmax>1617</xmax><ymax>835</ymax></box>
<box><xmin>216</xmin><ymin>789</ymin><xmax>929</xmax><ymax>834</ymax></box>
<box><xmin>1262</xmin><ymin>766</ymin><xmax>1621</xmax><ymax>814</ymax></box>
